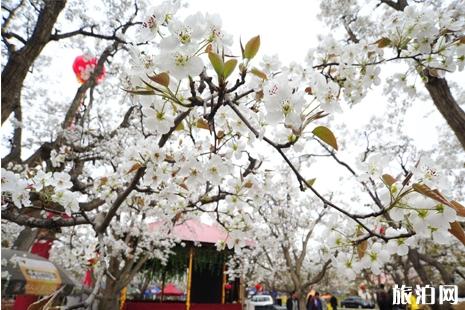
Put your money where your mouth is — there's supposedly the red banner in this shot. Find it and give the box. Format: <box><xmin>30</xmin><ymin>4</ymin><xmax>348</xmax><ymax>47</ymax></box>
<box><xmin>125</xmin><ymin>302</ymin><xmax>242</xmax><ymax>310</ymax></box>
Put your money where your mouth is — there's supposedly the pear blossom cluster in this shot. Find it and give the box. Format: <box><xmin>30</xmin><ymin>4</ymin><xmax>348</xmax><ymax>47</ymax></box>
<box><xmin>314</xmin><ymin>0</ymin><xmax>465</xmax><ymax>108</ymax></box>
<box><xmin>1</xmin><ymin>0</ymin><xmax>464</xmax><ymax>299</ymax></box>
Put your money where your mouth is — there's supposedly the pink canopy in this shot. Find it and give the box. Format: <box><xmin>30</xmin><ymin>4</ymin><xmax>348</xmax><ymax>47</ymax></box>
<box><xmin>156</xmin><ymin>283</ymin><xmax>184</xmax><ymax>296</ymax></box>
<box><xmin>149</xmin><ymin>219</ymin><xmax>229</xmax><ymax>244</ymax></box>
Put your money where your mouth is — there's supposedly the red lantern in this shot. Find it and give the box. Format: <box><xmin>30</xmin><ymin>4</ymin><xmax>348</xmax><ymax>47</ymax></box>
<box><xmin>72</xmin><ymin>54</ymin><xmax>106</xmax><ymax>84</ymax></box>
<box><xmin>225</xmin><ymin>283</ymin><xmax>232</xmax><ymax>290</ymax></box>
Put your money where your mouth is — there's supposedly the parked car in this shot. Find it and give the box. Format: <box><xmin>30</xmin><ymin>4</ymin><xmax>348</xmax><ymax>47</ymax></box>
<box><xmin>340</xmin><ymin>296</ymin><xmax>374</xmax><ymax>309</ymax></box>
<box><xmin>246</xmin><ymin>295</ymin><xmax>276</xmax><ymax>310</ymax></box>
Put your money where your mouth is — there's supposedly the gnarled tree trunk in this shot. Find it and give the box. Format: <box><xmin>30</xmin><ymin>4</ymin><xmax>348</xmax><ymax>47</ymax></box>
<box><xmin>97</xmin><ymin>277</ymin><xmax>120</xmax><ymax>310</ymax></box>
<box><xmin>424</xmin><ymin>75</ymin><xmax>465</xmax><ymax>151</ymax></box>
<box><xmin>1</xmin><ymin>0</ymin><xmax>67</xmax><ymax>124</ymax></box>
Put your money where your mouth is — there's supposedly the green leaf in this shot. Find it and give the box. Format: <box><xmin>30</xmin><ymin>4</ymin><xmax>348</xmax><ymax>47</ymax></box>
<box><xmin>223</xmin><ymin>59</ymin><xmax>238</xmax><ymax>79</ymax></box>
<box><xmin>382</xmin><ymin>174</ymin><xmax>397</xmax><ymax>187</ymax></box>
<box><xmin>312</xmin><ymin>126</ymin><xmax>338</xmax><ymax>150</ymax></box>
<box><xmin>175</xmin><ymin>121</ymin><xmax>185</xmax><ymax>131</ymax></box>
<box><xmin>148</xmin><ymin>72</ymin><xmax>170</xmax><ymax>87</ymax></box>
<box><xmin>124</xmin><ymin>89</ymin><xmax>155</xmax><ymax>95</ymax></box>
<box><xmin>375</xmin><ymin>37</ymin><xmax>391</xmax><ymax>48</ymax></box>
<box><xmin>449</xmin><ymin>221</ymin><xmax>465</xmax><ymax>246</ymax></box>
<box><xmin>244</xmin><ymin>35</ymin><xmax>260</xmax><ymax>59</ymax></box>
<box><xmin>239</xmin><ymin>37</ymin><xmax>245</xmax><ymax>58</ymax></box>
<box><xmin>208</xmin><ymin>52</ymin><xmax>224</xmax><ymax>77</ymax></box>
<box><xmin>141</xmin><ymin>80</ymin><xmax>163</xmax><ymax>92</ymax></box>
<box><xmin>196</xmin><ymin>118</ymin><xmax>210</xmax><ymax>130</ymax></box>
<box><xmin>250</xmin><ymin>67</ymin><xmax>267</xmax><ymax>80</ymax></box>
<box><xmin>357</xmin><ymin>240</ymin><xmax>368</xmax><ymax>259</ymax></box>
<box><xmin>306</xmin><ymin>178</ymin><xmax>316</xmax><ymax>187</ymax></box>
<box><xmin>127</xmin><ymin>162</ymin><xmax>143</xmax><ymax>174</ymax></box>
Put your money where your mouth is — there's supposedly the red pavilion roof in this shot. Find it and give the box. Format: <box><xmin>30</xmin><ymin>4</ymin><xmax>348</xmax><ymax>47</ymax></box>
<box><xmin>149</xmin><ymin>219</ymin><xmax>229</xmax><ymax>244</ymax></box>
<box><xmin>156</xmin><ymin>283</ymin><xmax>184</xmax><ymax>296</ymax></box>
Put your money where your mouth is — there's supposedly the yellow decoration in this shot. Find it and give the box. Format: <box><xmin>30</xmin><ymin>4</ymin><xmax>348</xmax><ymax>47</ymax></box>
<box><xmin>120</xmin><ymin>287</ymin><xmax>127</xmax><ymax>310</ymax></box>
<box><xmin>409</xmin><ymin>295</ymin><xmax>419</xmax><ymax>310</ymax></box>
<box><xmin>186</xmin><ymin>248</ymin><xmax>194</xmax><ymax>310</ymax></box>
<box><xmin>221</xmin><ymin>264</ymin><xmax>226</xmax><ymax>304</ymax></box>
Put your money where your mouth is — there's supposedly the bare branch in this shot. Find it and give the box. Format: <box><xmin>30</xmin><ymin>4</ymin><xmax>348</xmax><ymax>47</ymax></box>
<box><xmin>379</xmin><ymin>0</ymin><xmax>409</xmax><ymax>11</ymax></box>
<box><xmin>158</xmin><ymin>109</ymin><xmax>192</xmax><ymax>148</ymax></box>
<box><xmin>62</xmin><ymin>42</ymin><xmax>120</xmax><ymax>129</ymax></box>
<box><xmin>1</xmin><ymin>204</ymin><xmax>91</xmax><ymax>228</ymax></box>
<box><xmin>303</xmin><ymin>259</ymin><xmax>332</xmax><ymax>288</ymax></box>
<box><xmin>50</xmin><ymin>27</ymin><xmax>125</xmax><ymax>42</ymax></box>
<box><xmin>95</xmin><ymin>167</ymin><xmax>146</xmax><ymax>234</ymax></box>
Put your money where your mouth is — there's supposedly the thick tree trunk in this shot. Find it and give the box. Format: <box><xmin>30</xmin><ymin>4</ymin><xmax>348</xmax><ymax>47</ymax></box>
<box><xmin>424</xmin><ymin>75</ymin><xmax>465</xmax><ymax>151</ymax></box>
<box><xmin>408</xmin><ymin>249</ymin><xmax>428</xmax><ymax>284</ymax></box>
<box><xmin>417</xmin><ymin>252</ymin><xmax>455</xmax><ymax>284</ymax></box>
<box><xmin>1</xmin><ymin>0</ymin><xmax>67</xmax><ymax>124</ymax></box>
<box><xmin>299</xmin><ymin>295</ymin><xmax>307</xmax><ymax>310</ymax></box>
<box><xmin>381</xmin><ymin>2</ymin><xmax>465</xmax><ymax>151</ymax></box>
<box><xmin>97</xmin><ymin>277</ymin><xmax>120</xmax><ymax>310</ymax></box>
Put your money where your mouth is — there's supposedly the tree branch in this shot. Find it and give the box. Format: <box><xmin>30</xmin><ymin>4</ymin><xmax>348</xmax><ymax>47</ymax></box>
<box><xmin>1</xmin><ymin>0</ymin><xmax>67</xmax><ymax>124</ymax></box>
<box><xmin>158</xmin><ymin>109</ymin><xmax>192</xmax><ymax>148</ymax></box>
<box><xmin>95</xmin><ymin>167</ymin><xmax>146</xmax><ymax>234</ymax></box>
<box><xmin>423</xmin><ymin>74</ymin><xmax>465</xmax><ymax>151</ymax></box>
<box><xmin>1</xmin><ymin>204</ymin><xmax>91</xmax><ymax>228</ymax></box>
<box><xmin>379</xmin><ymin>0</ymin><xmax>409</xmax><ymax>11</ymax></box>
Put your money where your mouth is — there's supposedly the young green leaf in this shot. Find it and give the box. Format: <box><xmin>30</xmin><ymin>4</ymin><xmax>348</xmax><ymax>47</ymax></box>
<box><xmin>124</xmin><ymin>89</ymin><xmax>156</xmax><ymax>95</ymax></box>
<box><xmin>244</xmin><ymin>35</ymin><xmax>260</xmax><ymax>59</ymax></box>
<box><xmin>196</xmin><ymin>118</ymin><xmax>210</xmax><ymax>130</ymax></box>
<box><xmin>127</xmin><ymin>162</ymin><xmax>143</xmax><ymax>174</ymax></box>
<box><xmin>148</xmin><ymin>72</ymin><xmax>170</xmax><ymax>87</ymax></box>
<box><xmin>223</xmin><ymin>59</ymin><xmax>238</xmax><ymax>79</ymax></box>
<box><xmin>375</xmin><ymin>37</ymin><xmax>391</xmax><ymax>48</ymax></box>
<box><xmin>312</xmin><ymin>126</ymin><xmax>338</xmax><ymax>150</ymax></box>
<box><xmin>382</xmin><ymin>174</ymin><xmax>397</xmax><ymax>187</ymax></box>
<box><xmin>175</xmin><ymin>121</ymin><xmax>185</xmax><ymax>131</ymax></box>
<box><xmin>357</xmin><ymin>240</ymin><xmax>368</xmax><ymax>259</ymax></box>
<box><xmin>250</xmin><ymin>67</ymin><xmax>267</xmax><ymax>80</ymax></box>
<box><xmin>450</xmin><ymin>201</ymin><xmax>465</xmax><ymax>217</ymax></box>
<box><xmin>208</xmin><ymin>52</ymin><xmax>224</xmax><ymax>77</ymax></box>
<box><xmin>449</xmin><ymin>221</ymin><xmax>465</xmax><ymax>246</ymax></box>
<box><xmin>306</xmin><ymin>178</ymin><xmax>316</xmax><ymax>187</ymax></box>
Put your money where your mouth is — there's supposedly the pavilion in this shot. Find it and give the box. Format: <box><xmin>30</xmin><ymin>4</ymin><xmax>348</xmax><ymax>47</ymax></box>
<box><xmin>125</xmin><ymin>219</ymin><xmax>243</xmax><ymax>310</ymax></box>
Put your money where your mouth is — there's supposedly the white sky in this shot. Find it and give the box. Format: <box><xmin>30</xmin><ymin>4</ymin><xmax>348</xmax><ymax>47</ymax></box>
<box><xmin>184</xmin><ymin>0</ymin><xmax>322</xmax><ymax>64</ymax></box>
<box><xmin>2</xmin><ymin>0</ymin><xmax>458</xmax><ymax>196</ymax></box>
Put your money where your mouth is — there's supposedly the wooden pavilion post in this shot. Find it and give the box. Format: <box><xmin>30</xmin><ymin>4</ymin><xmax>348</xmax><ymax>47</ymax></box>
<box><xmin>186</xmin><ymin>247</ymin><xmax>194</xmax><ymax>310</ymax></box>
<box><xmin>239</xmin><ymin>277</ymin><xmax>245</xmax><ymax>305</ymax></box>
<box><xmin>221</xmin><ymin>263</ymin><xmax>227</xmax><ymax>304</ymax></box>
<box><xmin>161</xmin><ymin>269</ymin><xmax>166</xmax><ymax>302</ymax></box>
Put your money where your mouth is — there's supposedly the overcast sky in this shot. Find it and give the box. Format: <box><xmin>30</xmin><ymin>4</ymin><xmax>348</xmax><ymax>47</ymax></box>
<box><xmin>184</xmin><ymin>0</ymin><xmax>322</xmax><ymax>64</ymax></box>
<box><xmin>2</xmin><ymin>0</ymin><xmax>454</xmax><ymax>197</ymax></box>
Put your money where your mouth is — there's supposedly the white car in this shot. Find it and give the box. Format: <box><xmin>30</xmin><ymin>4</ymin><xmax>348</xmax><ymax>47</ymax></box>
<box><xmin>246</xmin><ymin>295</ymin><xmax>274</xmax><ymax>310</ymax></box>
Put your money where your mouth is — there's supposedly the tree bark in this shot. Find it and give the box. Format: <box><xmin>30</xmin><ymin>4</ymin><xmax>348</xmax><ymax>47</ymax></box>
<box><xmin>424</xmin><ymin>75</ymin><xmax>465</xmax><ymax>151</ymax></box>
<box><xmin>1</xmin><ymin>0</ymin><xmax>67</xmax><ymax>124</ymax></box>
<box><xmin>408</xmin><ymin>249</ymin><xmax>428</xmax><ymax>284</ymax></box>
<box><xmin>299</xmin><ymin>295</ymin><xmax>307</xmax><ymax>310</ymax></box>
<box><xmin>98</xmin><ymin>256</ymin><xmax>121</xmax><ymax>310</ymax></box>
<box><xmin>379</xmin><ymin>1</ymin><xmax>465</xmax><ymax>151</ymax></box>
<box><xmin>98</xmin><ymin>277</ymin><xmax>120</xmax><ymax>310</ymax></box>
<box><xmin>417</xmin><ymin>252</ymin><xmax>455</xmax><ymax>284</ymax></box>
